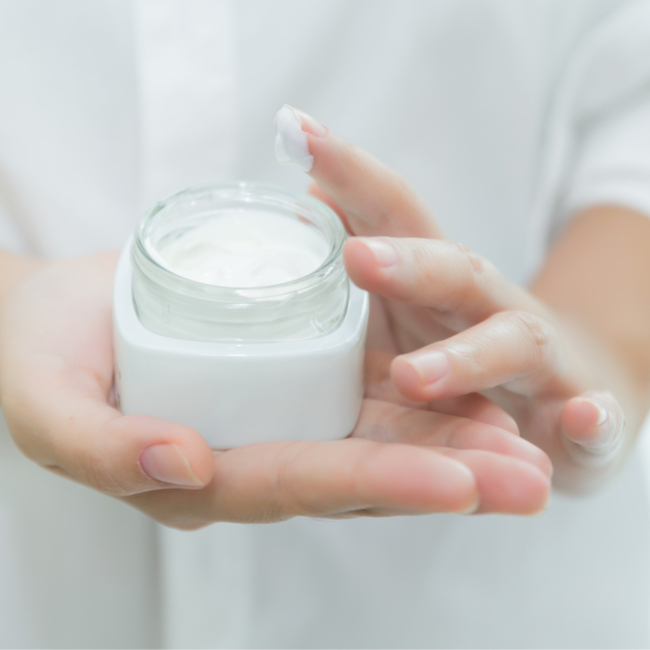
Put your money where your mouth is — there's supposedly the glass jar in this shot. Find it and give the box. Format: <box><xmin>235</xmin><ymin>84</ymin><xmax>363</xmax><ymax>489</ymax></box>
<box><xmin>114</xmin><ymin>182</ymin><xmax>368</xmax><ymax>448</ymax></box>
<box><xmin>131</xmin><ymin>182</ymin><xmax>349</xmax><ymax>341</ymax></box>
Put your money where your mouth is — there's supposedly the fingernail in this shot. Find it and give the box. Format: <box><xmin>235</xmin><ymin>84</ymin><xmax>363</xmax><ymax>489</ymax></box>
<box><xmin>579</xmin><ymin>399</ymin><xmax>619</xmax><ymax>451</ymax></box>
<box><xmin>140</xmin><ymin>444</ymin><xmax>204</xmax><ymax>487</ymax></box>
<box><xmin>291</xmin><ymin>106</ymin><xmax>328</xmax><ymax>137</ymax></box>
<box><xmin>404</xmin><ymin>350</ymin><xmax>450</xmax><ymax>385</ymax></box>
<box><xmin>274</xmin><ymin>105</ymin><xmax>326</xmax><ymax>172</ymax></box>
<box><xmin>360</xmin><ymin>238</ymin><xmax>398</xmax><ymax>267</ymax></box>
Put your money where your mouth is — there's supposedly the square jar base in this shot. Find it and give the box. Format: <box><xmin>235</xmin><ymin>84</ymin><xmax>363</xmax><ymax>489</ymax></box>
<box><xmin>113</xmin><ymin>242</ymin><xmax>369</xmax><ymax>448</ymax></box>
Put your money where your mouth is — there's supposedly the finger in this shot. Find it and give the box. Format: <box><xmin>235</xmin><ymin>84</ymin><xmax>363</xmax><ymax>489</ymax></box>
<box><xmin>360</xmin><ymin>451</ymin><xmax>552</xmax><ymax>516</ymax></box>
<box><xmin>439</xmin><ymin>449</ymin><xmax>551</xmax><ymax>515</ymax></box>
<box><xmin>353</xmin><ymin>399</ymin><xmax>551</xmax><ymax>477</ymax></box>
<box><xmin>390</xmin><ymin>310</ymin><xmax>567</xmax><ymax>401</ymax></box>
<box><xmin>344</xmin><ymin>236</ymin><xmax>543</xmax><ymax>331</ymax></box>
<box><xmin>308</xmin><ymin>182</ymin><xmax>353</xmax><ymax>235</ymax></box>
<box><xmin>274</xmin><ymin>105</ymin><xmax>441</xmax><ymax>238</ymax></box>
<box><xmin>2</xmin><ymin>370</ymin><xmax>215</xmax><ymax>497</ymax></box>
<box><xmin>560</xmin><ymin>391</ymin><xmax>625</xmax><ymax>468</ymax></box>
<box><xmin>363</xmin><ymin>348</ymin><xmax>520</xmax><ymax>434</ymax></box>
<box><xmin>124</xmin><ymin>438</ymin><xmax>479</xmax><ymax>528</ymax></box>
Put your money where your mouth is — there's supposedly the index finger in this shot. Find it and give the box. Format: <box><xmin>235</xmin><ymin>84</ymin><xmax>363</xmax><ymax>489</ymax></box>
<box><xmin>274</xmin><ymin>105</ymin><xmax>442</xmax><ymax>239</ymax></box>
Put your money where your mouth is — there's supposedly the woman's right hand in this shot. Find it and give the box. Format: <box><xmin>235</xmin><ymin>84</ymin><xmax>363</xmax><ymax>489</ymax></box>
<box><xmin>0</xmin><ymin>249</ymin><xmax>550</xmax><ymax>530</ymax></box>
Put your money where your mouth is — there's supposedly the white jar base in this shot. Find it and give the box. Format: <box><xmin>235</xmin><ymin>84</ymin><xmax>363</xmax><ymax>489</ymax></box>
<box><xmin>113</xmin><ymin>241</ymin><xmax>369</xmax><ymax>448</ymax></box>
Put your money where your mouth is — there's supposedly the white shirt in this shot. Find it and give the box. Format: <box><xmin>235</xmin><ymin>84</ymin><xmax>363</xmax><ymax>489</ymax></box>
<box><xmin>1</xmin><ymin>1</ymin><xmax>650</xmax><ymax>647</ymax></box>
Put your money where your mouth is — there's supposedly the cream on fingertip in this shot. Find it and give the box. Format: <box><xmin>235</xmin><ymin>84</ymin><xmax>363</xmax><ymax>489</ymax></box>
<box><xmin>274</xmin><ymin>105</ymin><xmax>314</xmax><ymax>172</ymax></box>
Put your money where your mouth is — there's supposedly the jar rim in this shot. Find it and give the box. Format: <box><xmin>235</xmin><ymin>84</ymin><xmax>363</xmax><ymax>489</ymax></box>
<box><xmin>133</xmin><ymin>181</ymin><xmax>347</xmax><ymax>299</ymax></box>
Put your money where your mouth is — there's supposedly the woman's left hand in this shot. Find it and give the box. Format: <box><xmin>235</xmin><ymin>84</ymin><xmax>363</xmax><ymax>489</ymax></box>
<box><xmin>276</xmin><ymin>105</ymin><xmax>650</xmax><ymax>492</ymax></box>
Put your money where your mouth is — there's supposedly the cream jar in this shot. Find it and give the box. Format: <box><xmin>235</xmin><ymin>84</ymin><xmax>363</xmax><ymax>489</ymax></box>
<box><xmin>113</xmin><ymin>182</ymin><xmax>368</xmax><ymax>448</ymax></box>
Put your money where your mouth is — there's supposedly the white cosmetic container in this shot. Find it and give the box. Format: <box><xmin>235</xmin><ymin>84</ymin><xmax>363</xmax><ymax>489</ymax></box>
<box><xmin>114</xmin><ymin>182</ymin><xmax>368</xmax><ymax>448</ymax></box>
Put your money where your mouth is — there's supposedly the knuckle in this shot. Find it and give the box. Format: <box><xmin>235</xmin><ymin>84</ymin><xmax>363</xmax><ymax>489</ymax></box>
<box><xmin>407</xmin><ymin>245</ymin><xmax>440</xmax><ymax>299</ymax></box>
<box><xmin>450</xmin><ymin>243</ymin><xmax>495</xmax><ymax>308</ymax></box>
<box><xmin>271</xmin><ymin>441</ymin><xmax>375</xmax><ymax>519</ymax></box>
<box><xmin>454</xmin><ymin>242</ymin><xmax>487</xmax><ymax>276</ymax></box>
<box><xmin>505</xmin><ymin>311</ymin><xmax>552</xmax><ymax>364</ymax></box>
<box><xmin>271</xmin><ymin>443</ymin><xmax>316</xmax><ymax>518</ymax></box>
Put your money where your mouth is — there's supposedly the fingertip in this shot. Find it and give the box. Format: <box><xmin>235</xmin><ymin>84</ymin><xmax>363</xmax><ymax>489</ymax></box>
<box><xmin>139</xmin><ymin>443</ymin><xmax>206</xmax><ymax>487</ymax></box>
<box><xmin>141</xmin><ymin>423</ymin><xmax>215</xmax><ymax>489</ymax></box>
<box><xmin>274</xmin><ymin>105</ymin><xmax>327</xmax><ymax>173</ymax></box>
<box><xmin>440</xmin><ymin>448</ymin><xmax>552</xmax><ymax>516</ymax></box>
<box><xmin>274</xmin><ymin>105</ymin><xmax>315</xmax><ymax>172</ymax></box>
<box><xmin>289</xmin><ymin>105</ymin><xmax>328</xmax><ymax>138</ymax></box>
<box><xmin>561</xmin><ymin>396</ymin><xmax>614</xmax><ymax>446</ymax></box>
<box><xmin>449</xmin><ymin>421</ymin><xmax>552</xmax><ymax>478</ymax></box>
<box><xmin>106</xmin><ymin>414</ymin><xmax>215</xmax><ymax>492</ymax></box>
<box><xmin>390</xmin><ymin>350</ymin><xmax>451</xmax><ymax>402</ymax></box>
<box><xmin>561</xmin><ymin>394</ymin><xmax>624</xmax><ymax>461</ymax></box>
<box><xmin>390</xmin><ymin>355</ymin><xmax>427</xmax><ymax>401</ymax></box>
<box><xmin>451</xmin><ymin>465</ymin><xmax>481</xmax><ymax>515</ymax></box>
<box><xmin>275</xmin><ymin>106</ymin><xmax>443</xmax><ymax>239</ymax></box>
<box><xmin>343</xmin><ymin>238</ymin><xmax>382</xmax><ymax>288</ymax></box>
<box><xmin>414</xmin><ymin>452</ymin><xmax>479</xmax><ymax>514</ymax></box>
<box><xmin>526</xmin><ymin>466</ymin><xmax>553</xmax><ymax>516</ymax></box>
<box><xmin>562</xmin><ymin>396</ymin><xmax>602</xmax><ymax>433</ymax></box>
<box><xmin>479</xmin><ymin>461</ymin><xmax>551</xmax><ymax>516</ymax></box>
<box><xmin>356</xmin><ymin>237</ymin><xmax>398</xmax><ymax>267</ymax></box>
<box><xmin>366</xmin><ymin>443</ymin><xmax>478</xmax><ymax>514</ymax></box>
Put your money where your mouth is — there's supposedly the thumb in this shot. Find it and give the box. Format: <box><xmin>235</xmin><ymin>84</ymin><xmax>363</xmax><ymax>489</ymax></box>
<box><xmin>5</xmin><ymin>383</ymin><xmax>215</xmax><ymax>497</ymax></box>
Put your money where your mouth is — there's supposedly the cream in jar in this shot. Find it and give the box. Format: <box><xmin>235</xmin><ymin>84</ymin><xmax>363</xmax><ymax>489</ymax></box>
<box><xmin>154</xmin><ymin>210</ymin><xmax>329</xmax><ymax>288</ymax></box>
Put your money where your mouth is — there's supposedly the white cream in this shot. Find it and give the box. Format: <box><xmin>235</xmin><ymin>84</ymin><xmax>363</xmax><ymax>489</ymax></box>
<box><xmin>155</xmin><ymin>209</ymin><xmax>329</xmax><ymax>287</ymax></box>
<box><xmin>274</xmin><ymin>105</ymin><xmax>313</xmax><ymax>172</ymax></box>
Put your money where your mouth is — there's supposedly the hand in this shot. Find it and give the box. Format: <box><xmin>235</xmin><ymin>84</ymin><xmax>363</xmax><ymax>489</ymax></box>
<box><xmin>0</xmin><ymin>251</ymin><xmax>549</xmax><ymax>529</ymax></box>
<box><xmin>277</xmin><ymin>105</ymin><xmax>640</xmax><ymax>492</ymax></box>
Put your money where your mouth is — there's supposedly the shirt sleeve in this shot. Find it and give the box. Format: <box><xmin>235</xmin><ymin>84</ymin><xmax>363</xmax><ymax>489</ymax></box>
<box><xmin>527</xmin><ymin>0</ymin><xmax>650</xmax><ymax>274</ymax></box>
<box><xmin>556</xmin><ymin>89</ymin><xmax>650</xmax><ymax>226</ymax></box>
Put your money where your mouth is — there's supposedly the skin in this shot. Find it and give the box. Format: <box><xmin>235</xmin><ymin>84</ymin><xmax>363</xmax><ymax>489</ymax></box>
<box><xmin>1</xmin><ymin>110</ymin><xmax>646</xmax><ymax>528</ymax></box>
<box><xmin>298</xmin><ymin>108</ymin><xmax>650</xmax><ymax>494</ymax></box>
